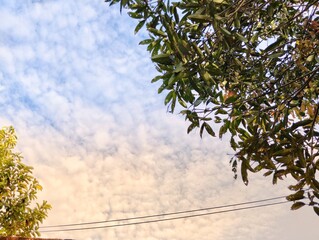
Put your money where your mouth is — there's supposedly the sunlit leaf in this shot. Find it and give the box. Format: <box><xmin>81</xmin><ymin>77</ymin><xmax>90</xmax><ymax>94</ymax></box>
<box><xmin>188</xmin><ymin>14</ymin><xmax>212</xmax><ymax>23</ymax></box>
<box><xmin>134</xmin><ymin>20</ymin><xmax>146</xmax><ymax>34</ymax></box>
<box><xmin>151</xmin><ymin>54</ymin><xmax>174</xmax><ymax>65</ymax></box>
<box><xmin>286</xmin><ymin>190</ymin><xmax>305</xmax><ymax>201</ymax></box>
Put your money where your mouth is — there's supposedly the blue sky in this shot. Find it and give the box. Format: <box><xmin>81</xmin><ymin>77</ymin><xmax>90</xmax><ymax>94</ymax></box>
<box><xmin>0</xmin><ymin>1</ymin><xmax>318</xmax><ymax>239</ymax></box>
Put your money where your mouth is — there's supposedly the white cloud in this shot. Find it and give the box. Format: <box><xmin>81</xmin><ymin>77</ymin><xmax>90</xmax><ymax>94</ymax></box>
<box><xmin>0</xmin><ymin>1</ymin><xmax>318</xmax><ymax>240</ymax></box>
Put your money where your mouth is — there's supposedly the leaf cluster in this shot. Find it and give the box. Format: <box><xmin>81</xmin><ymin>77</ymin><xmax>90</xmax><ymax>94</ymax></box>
<box><xmin>0</xmin><ymin>127</ymin><xmax>51</xmax><ymax>237</ymax></box>
<box><xmin>106</xmin><ymin>0</ymin><xmax>319</xmax><ymax>214</ymax></box>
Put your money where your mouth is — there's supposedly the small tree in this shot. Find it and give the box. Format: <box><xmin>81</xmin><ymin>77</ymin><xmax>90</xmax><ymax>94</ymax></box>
<box><xmin>0</xmin><ymin>126</ymin><xmax>51</xmax><ymax>237</ymax></box>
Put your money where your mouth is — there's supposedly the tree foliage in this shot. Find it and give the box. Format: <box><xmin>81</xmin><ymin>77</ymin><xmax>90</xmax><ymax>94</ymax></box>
<box><xmin>0</xmin><ymin>126</ymin><xmax>51</xmax><ymax>237</ymax></box>
<box><xmin>106</xmin><ymin>0</ymin><xmax>319</xmax><ymax>214</ymax></box>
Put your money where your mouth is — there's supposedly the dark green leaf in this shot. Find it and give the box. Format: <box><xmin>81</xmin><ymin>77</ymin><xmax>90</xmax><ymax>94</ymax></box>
<box><xmin>187</xmin><ymin>123</ymin><xmax>198</xmax><ymax>134</ymax></box>
<box><xmin>230</xmin><ymin>137</ymin><xmax>238</xmax><ymax>150</ymax></box>
<box><xmin>313</xmin><ymin>207</ymin><xmax>319</xmax><ymax>216</ymax></box>
<box><xmin>200</xmin><ymin>123</ymin><xmax>205</xmax><ymax>138</ymax></box>
<box><xmin>165</xmin><ymin>91</ymin><xmax>174</xmax><ymax>105</ymax></box>
<box><xmin>219</xmin><ymin>124</ymin><xmax>227</xmax><ymax>139</ymax></box>
<box><xmin>220</xmin><ymin>26</ymin><xmax>231</xmax><ymax>36</ymax></box>
<box><xmin>193</xmin><ymin>98</ymin><xmax>203</xmax><ymax>107</ymax></box>
<box><xmin>215</xmin><ymin>108</ymin><xmax>228</xmax><ymax>115</ymax></box>
<box><xmin>291</xmin><ymin>201</ymin><xmax>306</xmax><ymax>210</ymax></box>
<box><xmin>263</xmin><ymin>170</ymin><xmax>273</xmax><ymax>177</ymax></box>
<box><xmin>204</xmin><ymin>122</ymin><xmax>216</xmax><ymax>137</ymax></box>
<box><xmin>241</xmin><ymin>160</ymin><xmax>249</xmax><ymax>185</ymax></box>
<box><xmin>268</xmin><ymin>51</ymin><xmax>285</xmax><ymax>59</ymax></box>
<box><xmin>286</xmin><ymin>190</ymin><xmax>305</xmax><ymax>201</ymax></box>
<box><xmin>224</xmin><ymin>95</ymin><xmax>238</xmax><ymax>104</ymax></box>
<box><xmin>263</xmin><ymin>38</ymin><xmax>284</xmax><ymax>53</ymax></box>
<box><xmin>134</xmin><ymin>20</ymin><xmax>146</xmax><ymax>34</ymax></box>
<box><xmin>290</xmin><ymin>119</ymin><xmax>312</xmax><ymax>131</ymax></box>
<box><xmin>188</xmin><ymin>14</ymin><xmax>212</xmax><ymax>23</ymax></box>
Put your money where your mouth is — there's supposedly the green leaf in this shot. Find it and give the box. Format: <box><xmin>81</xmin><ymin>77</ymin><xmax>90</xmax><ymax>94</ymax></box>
<box><xmin>268</xmin><ymin>51</ymin><xmax>285</xmax><ymax>59</ymax></box>
<box><xmin>220</xmin><ymin>26</ymin><xmax>231</xmax><ymax>36</ymax></box>
<box><xmin>306</xmin><ymin>55</ymin><xmax>314</xmax><ymax>62</ymax></box>
<box><xmin>188</xmin><ymin>14</ymin><xmax>212</xmax><ymax>23</ymax></box>
<box><xmin>151</xmin><ymin>75</ymin><xmax>162</xmax><ymax>83</ymax></box>
<box><xmin>219</xmin><ymin>124</ymin><xmax>228</xmax><ymax>138</ymax></box>
<box><xmin>230</xmin><ymin>137</ymin><xmax>238</xmax><ymax>150</ymax></box>
<box><xmin>273</xmin><ymin>148</ymin><xmax>293</xmax><ymax>157</ymax></box>
<box><xmin>288</xmin><ymin>181</ymin><xmax>305</xmax><ymax>191</ymax></box>
<box><xmin>170</xmin><ymin>92</ymin><xmax>177</xmax><ymax>112</ymax></box>
<box><xmin>263</xmin><ymin>38</ymin><xmax>284</xmax><ymax>53</ymax></box>
<box><xmin>286</xmin><ymin>190</ymin><xmax>305</xmax><ymax>201</ymax></box>
<box><xmin>187</xmin><ymin>123</ymin><xmax>198</xmax><ymax>134</ymax></box>
<box><xmin>151</xmin><ymin>54</ymin><xmax>174</xmax><ymax>65</ymax></box>
<box><xmin>215</xmin><ymin>108</ymin><xmax>228</xmax><ymax>115</ymax></box>
<box><xmin>251</xmin><ymin>33</ymin><xmax>259</xmax><ymax>43</ymax></box>
<box><xmin>119</xmin><ymin>0</ymin><xmax>129</xmax><ymax>12</ymax></box>
<box><xmin>224</xmin><ymin>95</ymin><xmax>238</xmax><ymax>104</ymax></box>
<box><xmin>201</xmin><ymin>71</ymin><xmax>213</xmax><ymax>83</ymax></box>
<box><xmin>177</xmin><ymin>39</ymin><xmax>191</xmax><ymax>56</ymax></box>
<box><xmin>148</xmin><ymin>27</ymin><xmax>167</xmax><ymax>37</ymax></box>
<box><xmin>168</xmin><ymin>74</ymin><xmax>178</xmax><ymax>86</ymax></box>
<box><xmin>263</xmin><ymin>170</ymin><xmax>273</xmax><ymax>177</ymax></box>
<box><xmin>158</xmin><ymin>83</ymin><xmax>167</xmax><ymax>94</ymax></box>
<box><xmin>193</xmin><ymin>97</ymin><xmax>203</xmax><ymax>107</ymax></box>
<box><xmin>291</xmin><ymin>201</ymin><xmax>306</xmax><ymax>210</ymax></box>
<box><xmin>290</xmin><ymin>119</ymin><xmax>312</xmax><ymax>131</ymax></box>
<box><xmin>200</xmin><ymin>123</ymin><xmax>205</xmax><ymax>138</ymax></box>
<box><xmin>313</xmin><ymin>206</ymin><xmax>319</xmax><ymax>216</ymax></box>
<box><xmin>312</xmin><ymin>178</ymin><xmax>319</xmax><ymax>191</ymax></box>
<box><xmin>172</xmin><ymin>5</ymin><xmax>179</xmax><ymax>23</ymax></box>
<box><xmin>165</xmin><ymin>91</ymin><xmax>174</xmax><ymax>105</ymax></box>
<box><xmin>204</xmin><ymin>122</ymin><xmax>216</xmax><ymax>137</ymax></box>
<box><xmin>178</xmin><ymin>98</ymin><xmax>188</xmax><ymax>108</ymax></box>
<box><xmin>313</xmin><ymin>190</ymin><xmax>319</xmax><ymax>199</ymax></box>
<box><xmin>234</xmin><ymin>14</ymin><xmax>240</xmax><ymax>28</ymax></box>
<box><xmin>139</xmin><ymin>38</ymin><xmax>153</xmax><ymax>45</ymax></box>
<box><xmin>134</xmin><ymin>20</ymin><xmax>146</xmax><ymax>34</ymax></box>
<box><xmin>128</xmin><ymin>11</ymin><xmax>142</xmax><ymax>19</ymax></box>
<box><xmin>235</xmin><ymin>33</ymin><xmax>248</xmax><ymax>43</ymax></box>
<box><xmin>241</xmin><ymin>160</ymin><xmax>249</xmax><ymax>185</ymax></box>
<box><xmin>173</xmin><ymin>63</ymin><xmax>185</xmax><ymax>73</ymax></box>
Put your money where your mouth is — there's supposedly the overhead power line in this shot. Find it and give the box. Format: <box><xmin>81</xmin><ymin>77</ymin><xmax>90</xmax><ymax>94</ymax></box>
<box><xmin>41</xmin><ymin>197</ymin><xmax>289</xmax><ymax>233</ymax></box>
<box><xmin>41</xmin><ymin>195</ymin><xmax>286</xmax><ymax>229</ymax></box>
<box><xmin>41</xmin><ymin>201</ymin><xmax>288</xmax><ymax>233</ymax></box>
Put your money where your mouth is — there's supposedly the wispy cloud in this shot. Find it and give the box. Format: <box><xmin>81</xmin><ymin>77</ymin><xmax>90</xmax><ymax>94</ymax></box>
<box><xmin>0</xmin><ymin>1</ymin><xmax>318</xmax><ymax>240</ymax></box>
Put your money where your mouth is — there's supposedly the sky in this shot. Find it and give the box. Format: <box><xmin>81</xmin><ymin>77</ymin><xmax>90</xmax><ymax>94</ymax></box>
<box><xmin>0</xmin><ymin>1</ymin><xmax>318</xmax><ymax>239</ymax></box>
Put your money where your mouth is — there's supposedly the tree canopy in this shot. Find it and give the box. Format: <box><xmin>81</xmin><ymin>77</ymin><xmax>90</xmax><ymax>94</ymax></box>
<box><xmin>0</xmin><ymin>126</ymin><xmax>51</xmax><ymax>237</ymax></box>
<box><xmin>106</xmin><ymin>0</ymin><xmax>319</xmax><ymax>214</ymax></box>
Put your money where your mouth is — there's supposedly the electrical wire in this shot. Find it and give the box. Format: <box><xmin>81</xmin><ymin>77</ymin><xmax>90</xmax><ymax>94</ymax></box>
<box><xmin>41</xmin><ymin>200</ymin><xmax>289</xmax><ymax>233</ymax></box>
<box><xmin>40</xmin><ymin>195</ymin><xmax>286</xmax><ymax>229</ymax></box>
